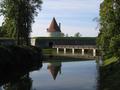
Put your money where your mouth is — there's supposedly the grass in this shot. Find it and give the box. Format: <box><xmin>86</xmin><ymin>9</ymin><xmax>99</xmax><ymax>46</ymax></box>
<box><xmin>103</xmin><ymin>56</ymin><xmax>119</xmax><ymax>66</ymax></box>
<box><xmin>42</xmin><ymin>48</ymin><xmax>56</xmax><ymax>55</ymax></box>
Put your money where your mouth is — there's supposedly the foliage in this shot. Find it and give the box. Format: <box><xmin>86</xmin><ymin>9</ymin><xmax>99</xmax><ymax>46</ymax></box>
<box><xmin>1</xmin><ymin>19</ymin><xmax>16</xmax><ymax>38</ymax></box>
<box><xmin>65</xmin><ymin>34</ymin><xmax>69</xmax><ymax>37</ymax></box>
<box><xmin>109</xmin><ymin>35</ymin><xmax>120</xmax><ymax>58</ymax></box>
<box><xmin>0</xmin><ymin>0</ymin><xmax>42</xmax><ymax>45</ymax></box>
<box><xmin>61</xmin><ymin>32</ymin><xmax>65</xmax><ymax>37</ymax></box>
<box><xmin>33</xmin><ymin>37</ymin><xmax>96</xmax><ymax>40</ymax></box>
<box><xmin>74</xmin><ymin>32</ymin><xmax>81</xmax><ymax>37</ymax></box>
<box><xmin>3</xmin><ymin>75</ymin><xmax>32</xmax><ymax>90</ymax></box>
<box><xmin>97</xmin><ymin>0</ymin><xmax>120</xmax><ymax>59</ymax></box>
<box><xmin>98</xmin><ymin>2</ymin><xmax>120</xmax><ymax>90</ymax></box>
<box><xmin>0</xmin><ymin>45</ymin><xmax>42</xmax><ymax>87</ymax></box>
<box><xmin>0</xmin><ymin>26</ymin><xmax>7</xmax><ymax>37</ymax></box>
<box><xmin>0</xmin><ymin>45</ymin><xmax>42</xmax><ymax>65</ymax></box>
<box><xmin>103</xmin><ymin>56</ymin><xmax>118</xmax><ymax>66</ymax></box>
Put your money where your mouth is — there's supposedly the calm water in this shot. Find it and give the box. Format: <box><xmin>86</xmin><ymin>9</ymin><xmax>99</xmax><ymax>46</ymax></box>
<box><xmin>0</xmin><ymin>60</ymin><xmax>98</xmax><ymax>90</ymax></box>
<box><xmin>30</xmin><ymin>60</ymin><xmax>98</xmax><ymax>90</ymax></box>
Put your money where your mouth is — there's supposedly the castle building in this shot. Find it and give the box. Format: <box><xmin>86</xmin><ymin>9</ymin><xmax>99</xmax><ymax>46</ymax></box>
<box><xmin>47</xmin><ymin>17</ymin><xmax>63</xmax><ymax>37</ymax></box>
<box><xmin>31</xmin><ymin>17</ymin><xmax>97</xmax><ymax>53</ymax></box>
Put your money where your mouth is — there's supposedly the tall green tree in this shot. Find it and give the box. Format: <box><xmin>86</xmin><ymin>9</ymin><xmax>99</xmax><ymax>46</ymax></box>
<box><xmin>98</xmin><ymin>0</ymin><xmax>120</xmax><ymax>58</ymax></box>
<box><xmin>0</xmin><ymin>26</ymin><xmax>7</xmax><ymax>37</ymax></box>
<box><xmin>1</xmin><ymin>18</ymin><xmax>16</xmax><ymax>38</ymax></box>
<box><xmin>0</xmin><ymin>0</ymin><xmax>42</xmax><ymax>45</ymax></box>
<box><xmin>109</xmin><ymin>35</ymin><xmax>120</xmax><ymax>59</ymax></box>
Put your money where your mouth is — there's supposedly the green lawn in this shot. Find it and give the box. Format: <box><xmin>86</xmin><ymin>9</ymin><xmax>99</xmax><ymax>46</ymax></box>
<box><xmin>103</xmin><ymin>56</ymin><xmax>119</xmax><ymax>66</ymax></box>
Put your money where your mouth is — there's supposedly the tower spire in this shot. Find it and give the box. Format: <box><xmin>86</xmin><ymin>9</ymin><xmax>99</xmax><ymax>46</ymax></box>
<box><xmin>47</xmin><ymin>17</ymin><xmax>61</xmax><ymax>32</ymax></box>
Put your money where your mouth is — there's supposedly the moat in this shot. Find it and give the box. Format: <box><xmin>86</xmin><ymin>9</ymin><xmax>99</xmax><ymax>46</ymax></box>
<box><xmin>31</xmin><ymin>60</ymin><xmax>98</xmax><ymax>90</ymax></box>
<box><xmin>0</xmin><ymin>58</ymin><xmax>99</xmax><ymax>90</ymax></box>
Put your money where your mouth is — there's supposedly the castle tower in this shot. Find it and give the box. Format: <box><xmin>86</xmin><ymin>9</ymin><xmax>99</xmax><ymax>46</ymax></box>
<box><xmin>47</xmin><ymin>17</ymin><xmax>63</xmax><ymax>37</ymax></box>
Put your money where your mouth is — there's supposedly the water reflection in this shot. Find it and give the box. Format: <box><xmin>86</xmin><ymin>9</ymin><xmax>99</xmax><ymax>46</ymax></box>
<box><xmin>0</xmin><ymin>60</ymin><xmax>42</xmax><ymax>90</ymax></box>
<box><xmin>0</xmin><ymin>58</ymin><xmax>99</xmax><ymax>90</ymax></box>
<box><xmin>3</xmin><ymin>74</ymin><xmax>32</xmax><ymax>90</ymax></box>
<box><xmin>30</xmin><ymin>60</ymin><xmax>98</xmax><ymax>90</ymax></box>
<box><xmin>47</xmin><ymin>62</ymin><xmax>62</xmax><ymax>80</ymax></box>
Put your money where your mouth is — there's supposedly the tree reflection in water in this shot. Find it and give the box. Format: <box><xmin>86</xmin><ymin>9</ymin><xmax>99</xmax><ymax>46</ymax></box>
<box><xmin>3</xmin><ymin>74</ymin><xmax>32</xmax><ymax>90</ymax></box>
<box><xmin>0</xmin><ymin>60</ymin><xmax>42</xmax><ymax>90</ymax></box>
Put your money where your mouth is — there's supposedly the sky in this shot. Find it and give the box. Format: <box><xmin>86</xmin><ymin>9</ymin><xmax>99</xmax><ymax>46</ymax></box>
<box><xmin>0</xmin><ymin>0</ymin><xmax>101</xmax><ymax>37</ymax></box>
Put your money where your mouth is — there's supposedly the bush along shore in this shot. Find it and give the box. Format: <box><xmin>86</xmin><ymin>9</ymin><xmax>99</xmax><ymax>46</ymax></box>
<box><xmin>99</xmin><ymin>56</ymin><xmax>120</xmax><ymax>90</ymax></box>
<box><xmin>0</xmin><ymin>45</ymin><xmax>43</xmax><ymax>85</ymax></box>
<box><xmin>0</xmin><ymin>45</ymin><xmax>43</xmax><ymax>65</ymax></box>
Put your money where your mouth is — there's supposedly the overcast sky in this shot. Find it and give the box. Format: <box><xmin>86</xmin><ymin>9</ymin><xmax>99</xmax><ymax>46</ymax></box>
<box><xmin>0</xmin><ymin>0</ymin><xmax>101</xmax><ymax>37</ymax></box>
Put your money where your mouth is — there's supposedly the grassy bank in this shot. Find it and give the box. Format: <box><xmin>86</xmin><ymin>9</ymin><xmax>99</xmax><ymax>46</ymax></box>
<box><xmin>99</xmin><ymin>56</ymin><xmax>120</xmax><ymax>90</ymax></box>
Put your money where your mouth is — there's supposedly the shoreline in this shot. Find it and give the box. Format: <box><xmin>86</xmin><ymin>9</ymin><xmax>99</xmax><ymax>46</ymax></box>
<box><xmin>43</xmin><ymin>54</ymin><xmax>97</xmax><ymax>62</ymax></box>
<box><xmin>99</xmin><ymin>56</ymin><xmax>120</xmax><ymax>90</ymax></box>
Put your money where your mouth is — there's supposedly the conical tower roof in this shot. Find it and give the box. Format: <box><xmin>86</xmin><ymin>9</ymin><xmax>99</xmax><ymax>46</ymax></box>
<box><xmin>47</xmin><ymin>17</ymin><xmax>61</xmax><ymax>32</ymax></box>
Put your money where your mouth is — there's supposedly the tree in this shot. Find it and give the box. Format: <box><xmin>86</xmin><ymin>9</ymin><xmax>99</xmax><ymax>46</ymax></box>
<box><xmin>97</xmin><ymin>0</ymin><xmax>120</xmax><ymax>59</ymax></box>
<box><xmin>109</xmin><ymin>35</ymin><xmax>120</xmax><ymax>59</ymax></box>
<box><xmin>97</xmin><ymin>0</ymin><xmax>114</xmax><ymax>53</ymax></box>
<box><xmin>65</xmin><ymin>34</ymin><xmax>69</xmax><ymax>37</ymax></box>
<box><xmin>0</xmin><ymin>0</ymin><xmax>42</xmax><ymax>45</ymax></box>
<box><xmin>3</xmin><ymin>74</ymin><xmax>32</xmax><ymax>90</ymax></box>
<box><xmin>61</xmin><ymin>32</ymin><xmax>65</xmax><ymax>37</ymax></box>
<box><xmin>74</xmin><ymin>32</ymin><xmax>81</xmax><ymax>37</ymax></box>
<box><xmin>1</xmin><ymin>19</ymin><xmax>16</xmax><ymax>38</ymax></box>
<box><xmin>0</xmin><ymin>26</ymin><xmax>7</xmax><ymax>37</ymax></box>
<box><xmin>0</xmin><ymin>26</ymin><xmax>3</xmax><ymax>36</ymax></box>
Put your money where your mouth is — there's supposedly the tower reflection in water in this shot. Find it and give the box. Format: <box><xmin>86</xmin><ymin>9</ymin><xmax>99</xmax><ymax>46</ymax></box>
<box><xmin>47</xmin><ymin>62</ymin><xmax>62</xmax><ymax>80</ymax></box>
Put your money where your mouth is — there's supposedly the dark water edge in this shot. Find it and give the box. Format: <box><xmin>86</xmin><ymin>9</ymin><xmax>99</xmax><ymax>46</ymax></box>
<box><xmin>43</xmin><ymin>54</ymin><xmax>97</xmax><ymax>62</ymax></box>
<box><xmin>98</xmin><ymin>62</ymin><xmax>120</xmax><ymax>90</ymax></box>
<box><xmin>0</xmin><ymin>60</ymin><xmax>42</xmax><ymax>87</ymax></box>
